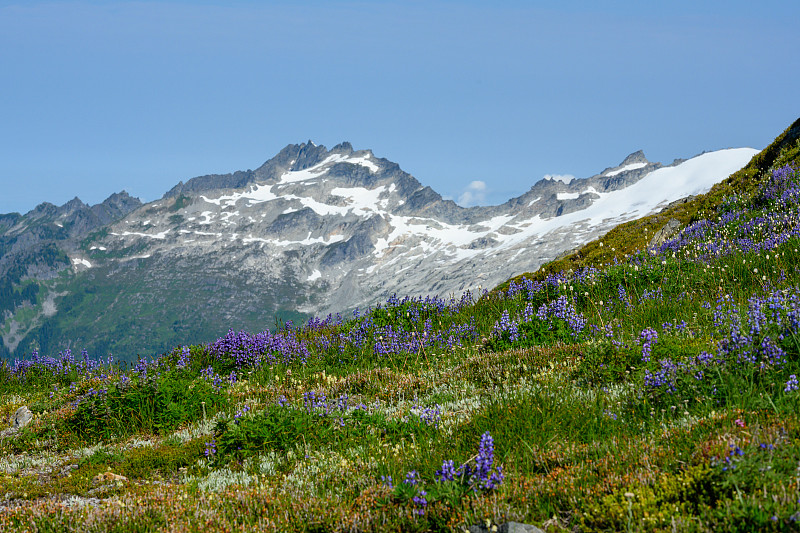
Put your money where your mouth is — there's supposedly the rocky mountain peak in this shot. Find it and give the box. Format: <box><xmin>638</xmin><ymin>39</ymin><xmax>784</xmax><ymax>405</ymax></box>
<box><xmin>92</xmin><ymin>191</ymin><xmax>142</xmax><ymax>224</ymax></box>
<box><xmin>596</xmin><ymin>150</ymin><xmax>654</xmax><ymax>182</ymax></box>
<box><xmin>28</xmin><ymin>201</ymin><xmax>59</xmax><ymax>219</ymax></box>
<box><xmin>331</xmin><ymin>141</ymin><xmax>354</xmax><ymax>154</ymax></box>
<box><xmin>100</xmin><ymin>191</ymin><xmax>141</xmax><ymax>209</ymax></box>
<box><xmin>620</xmin><ymin>150</ymin><xmax>649</xmax><ymax>166</ymax></box>
<box><xmin>62</xmin><ymin>197</ymin><xmax>88</xmax><ymax>213</ymax></box>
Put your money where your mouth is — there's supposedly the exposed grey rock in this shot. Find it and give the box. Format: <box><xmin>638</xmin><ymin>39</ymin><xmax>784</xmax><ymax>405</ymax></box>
<box><xmin>91</xmin><ymin>191</ymin><xmax>143</xmax><ymax>224</ymax></box>
<box><xmin>0</xmin><ymin>406</ymin><xmax>33</xmax><ymax>439</ymax></box>
<box><xmin>621</xmin><ymin>149</ymin><xmax>648</xmax><ymax>165</ymax></box>
<box><xmin>468</xmin><ymin>522</ymin><xmax>545</xmax><ymax>533</ymax></box>
<box><xmin>12</xmin><ymin>406</ymin><xmax>32</xmax><ymax>429</ymax></box>
<box><xmin>649</xmin><ymin>218</ymin><xmax>682</xmax><ymax>248</ymax></box>
<box><xmin>0</xmin><ymin>192</ymin><xmax>141</xmax><ymax>277</ymax></box>
<box><xmin>554</xmin><ymin>245</ymin><xmax>581</xmax><ymax>261</ymax></box>
<box><xmin>59</xmin><ymin>464</ymin><xmax>79</xmax><ymax>477</ymax></box>
<box><xmin>660</xmin><ymin>195</ymin><xmax>695</xmax><ymax>213</ymax></box>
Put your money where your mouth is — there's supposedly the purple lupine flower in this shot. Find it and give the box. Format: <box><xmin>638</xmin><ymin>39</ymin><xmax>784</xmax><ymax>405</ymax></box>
<box><xmin>404</xmin><ymin>470</ymin><xmax>420</xmax><ymax>486</ymax></box>
<box><xmin>468</xmin><ymin>431</ymin><xmax>505</xmax><ymax>491</ymax></box>
<box><xmin>492</xmin><ymin>310</ymin><xmax>519</xmax><ymax>343</ymax></box>
<box><xmin>640</xmin><ymin>328</ymin><xmax>658</xmax><ymax>362</ymax></box>
<box><xmin>435</xmin><ymin>459</ymin><xmax>457</xmax><ymax>482</ymax></box>
<box><xmin>474</xmin><ymin>432</ymin><xmax>495</xmax><ymax>480</ymax></box>
<box><xmin>234</xmin><ymin>405</ymin><xmax>250</xmax><ymax>424</ymax></box>
<box><xmin>412</xmin><ymin>489</ymin><xmax>428</xmax><ymax>516</ymax></box>
<box><xmin>177</xmin><ymin>346</ymin><xmax>191</xmax><ymax>369</ymax></box>
<box><xmin>415</xmin><ymin>404</ymin><xmax>442</xmax><ymax>428</ymax></box>
<box><xmin>204</xmin><ymin>439</ymin><xmax>217</xmax><ymax>458</ymax></box>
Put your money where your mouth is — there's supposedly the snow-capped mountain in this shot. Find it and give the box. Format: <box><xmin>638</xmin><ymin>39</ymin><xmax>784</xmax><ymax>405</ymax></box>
<box><xmin>89</xmin><ymin>142</ymin><xmax>755</xmax><ymax>312</ymax></box>
<box><xmin>1</xmin><ymin>142</ymin><xmax>757</xmax><ymax>360</ymax></box>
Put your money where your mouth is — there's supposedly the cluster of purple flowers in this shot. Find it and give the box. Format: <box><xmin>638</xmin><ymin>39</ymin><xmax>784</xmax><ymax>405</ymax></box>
<box><xmin>536</xmin><ymin>295</ymin><xmax>587</xmax><ymax>338</ymax></box>
<box><xmin>757</xmin><ymin>165</ymin><xmax>800</xmax><ymax>210</ymax></box>
<box><xmin>411</xmin><ymin>490</ymin><xmax>428</xmax><ymax>516</ymax></box>
<box><xmin>5</xmin><ymin>348</ymin><xmax>107</xmax><ymax>384</ymax></box>
<box><xmin>233</xmin><ymin>404</ymin><xmax>251</xmax><ymax>424</ymax></box>
<box><xmin>203</xmin><ymin>292</ymin><xmax>482</xmax><ymax>371</ymax></box>
<box><xmin>176</xmin><ymin>346</ymin><xmax>191</xmax><ymax>369</ymax></box>
<box><xmin>303</xmin><ymin>390</ymin><xmax>334</xmax><ymax>416</ymax></box>
<box><xmin>639</xmin><ymin>287</ymin><xmax>664</xmax><ymax>303</ymax></box>
<box><xmin>208</xmin><ymin>328</ymin><xmax>310</xmax><ymax>369</ymax></box>
<box><xmin>285</xmin><ymin>390</ymin><xmax>370</xmax><ymax>423</ymax></box>
<box><xmin>433</xmin><ymin>431</ymin><xmax>504</xmax><ymax>491</ymax></box>
<box><xmin>490</xmin><ymin>289</ymin><xmax>588</xmax><ymax>346</ymax></box>
<box><xmin>371</xmin><ymin>319</ymin><xmax>477</xmax><ymax>358</ymax></box>
<box><xmin>390</xmin><ymin>431</ymin><xmax>503</xmax><ymax>517</ymax></box>
<box><xmin>204</xmin><ymin>439</ymin><xmax>217</xmax><ymax>458</ymax></box>
<box><xmin>715</xmin><ymin>288</ymin><xmax>798</xmax><ymax>369</ymax></box>
<box><xmin>70</xmin><ymin>385</ymin><xmax>109</xmax><ymax>409</ymax></box>
<box><xmin>404</xmin><ymin>470</ymin><xmax>421</xmax><ymax>485</ymax></box>
<box><xmin>617</xmin><ymin>285</ymin><xmax>632</xmax><ymax>309</ymax></box>
<box><xmin>640</xmin><ymin>328</ymin><xmax>658</xmax><ymax>363</ymax></box>
<box><xmin>656</xmin><ymin>165</ymin><xmax>800</xmax><ymax>262</ymax></box>
<box><xmin>661</xmin><ymin>321</ymin><xmax>688</xmax><ymax>333</ymax></box>
<box><xmin>718</xmin><ymin>444</ymin><xmax>745</xmax><ymax>472</ymax></box>
<box><xmin>643</xmin><ymin>358</ymin><xmax>679</xmax><ymax>394</ymax></box>
<box><xmin>641</xmin><ymin>281</ymin><xmax>800</xmax><ymax>398</ymax></box>
<box><xmin>200</xmin><ymin>365</ymin><xmax>227</xmax><ymax>392</ymax></box>
<box><xmin>411</xmin><ymin>403</ymin><xmax>442</xmax><ymax>428</ymax></box>
<box><xmin>491</xmin><ymin>310</ymin><xmax>519</xmax><ymax>343</ymax></box>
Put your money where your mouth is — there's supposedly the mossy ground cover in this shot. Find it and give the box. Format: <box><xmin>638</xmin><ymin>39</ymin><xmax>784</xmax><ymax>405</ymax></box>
<box><xmin>2</xmin><ymin>129</ymin><xmax>800</xmax><ymax>531</ymax></box>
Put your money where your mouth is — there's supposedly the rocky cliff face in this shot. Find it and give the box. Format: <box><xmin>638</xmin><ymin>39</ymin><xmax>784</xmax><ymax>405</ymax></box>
<box><xmin>0</xmin><ymin>143</ymin><xmax>757</xmax><ymax>360</ymax></box>
<box><xmin>0</xmin><ymin>192</ymin><xmax>142</xmax><ymax>279</ymax></box>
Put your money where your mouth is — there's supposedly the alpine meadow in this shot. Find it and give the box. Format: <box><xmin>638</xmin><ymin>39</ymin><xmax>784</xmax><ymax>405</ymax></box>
<box><xmin>3</xmin><ymin>117</ymin><xmax>800</xmax><ymax>532</ymax></box>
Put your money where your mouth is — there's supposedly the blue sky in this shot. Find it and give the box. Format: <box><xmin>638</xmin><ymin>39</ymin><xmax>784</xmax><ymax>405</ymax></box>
<box><xmin>1</xmin><ymin>0</ymin><xmax>798</xmax><ymax>214</ymax></box>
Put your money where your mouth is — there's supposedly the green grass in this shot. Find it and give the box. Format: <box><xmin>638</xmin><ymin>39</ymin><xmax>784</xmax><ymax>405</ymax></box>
<box><xmin>1</xmin><ymin>119</ymin><xmax>800</xmax><ymax>531</ymax></box>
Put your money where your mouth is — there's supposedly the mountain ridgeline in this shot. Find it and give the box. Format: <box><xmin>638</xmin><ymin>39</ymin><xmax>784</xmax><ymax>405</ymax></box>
<box><xmin>0</xmin><ymin>141</ymin><xmax>758</xmax><ymax>361</ymax></box>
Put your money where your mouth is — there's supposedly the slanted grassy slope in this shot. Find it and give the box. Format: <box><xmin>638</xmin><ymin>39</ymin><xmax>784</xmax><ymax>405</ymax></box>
<box><xmin>502</xmin><ymin>117</ymin><xmax>800</xmax><ymax>287</ymax></box>
<box><xmin>1</xmin><ymin>118</ymin><xmax>800</xmax><ymax>532</ymax></box>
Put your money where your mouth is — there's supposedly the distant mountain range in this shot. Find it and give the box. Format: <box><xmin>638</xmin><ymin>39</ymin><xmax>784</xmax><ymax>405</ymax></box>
<box><xmin>0</xmin><ymin>142</ymin><xmax>757</xmax><ymax>361</ymax></box>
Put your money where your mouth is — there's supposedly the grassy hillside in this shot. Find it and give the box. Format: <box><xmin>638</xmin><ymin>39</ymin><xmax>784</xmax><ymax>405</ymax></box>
<box><xmin>3</xmin><ymin>257</ymin><xmax>313</xmax><ymax>363</ymax></box>
<box><xmin>1</xmin><ymin>118</ymin><xmax>800</xmax><ymax>532</ymax></box>
<box><xmin>500</xmin><ymin>117</ymin><xmax>800</xmax><ymax>287</ymax></box>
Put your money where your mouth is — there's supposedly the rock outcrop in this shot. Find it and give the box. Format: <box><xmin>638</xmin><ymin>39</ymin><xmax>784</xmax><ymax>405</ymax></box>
<box><xmin>649</xmin><ymin>218</ymin><xmax>682</xmax><ymax>248</ymax></box>
<box><xmin>0</xmin><ymin>405</ymin><xmax>34</xmax><ymax>438</ymax></box>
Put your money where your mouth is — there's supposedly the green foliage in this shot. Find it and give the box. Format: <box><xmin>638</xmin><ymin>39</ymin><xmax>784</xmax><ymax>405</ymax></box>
<box><xmin>65</xmin><ymin>371</ymin><xmax>227</xmax><ymax>440</ymax></box>
<box><xmin>572</xmin><ymin>339</ymin><xmax>639</xmax><ymax>386</ymax></box>
<box><xmin>215</xmin><ymin>405</ymin><xmax>317</xmax><ymax>459</ymax></box>
<box><xmin>80</xmin><ymin>447</ymin><xmax>124</xmax><ymax>467</ymax></box>
<box><xmin>213</xmin><ymin>403</ymin><xmax>437</xmax><ymax>465</ymax></box>
<box><xmin>580</xmin><ymin>465</ymin><xmax>725</xmax><ymax>530</ymax></box>
<box><xmin>120</xmin><ymin>438</ymin><xmax>205</xmax><ymax>479</ymax></box>
<box><xmin>371</xmin><ymin>304</ymin><xmax>419</xmax><ymax>331</ymax></box>
<box><xmin>483</xmin><ymin>315</ymin><xmax>575</xmax><ymax>352</ymax></box>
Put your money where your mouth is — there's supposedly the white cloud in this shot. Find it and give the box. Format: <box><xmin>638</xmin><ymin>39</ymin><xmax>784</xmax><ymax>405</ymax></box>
<box><xmin>457</xmin><ymin>180</ymin><xmax>487</xmax><ymax>206</ymax></box>
<box><xmin>543</xmin><ymin>174</ymin><xmax>576</xmax><ymax>184</ymax></box>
